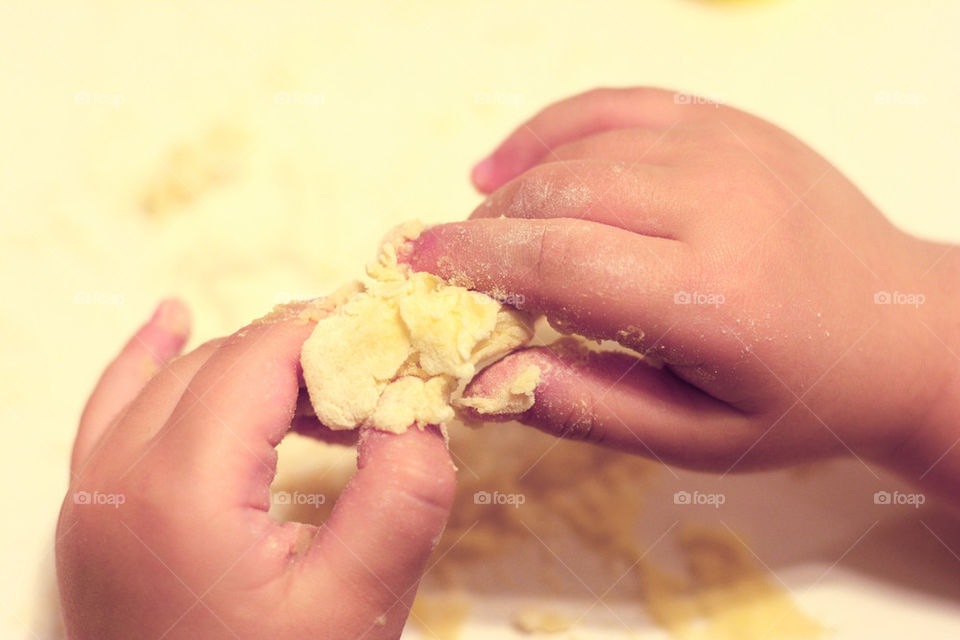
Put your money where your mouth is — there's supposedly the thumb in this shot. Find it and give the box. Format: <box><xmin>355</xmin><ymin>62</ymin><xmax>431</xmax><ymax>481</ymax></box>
<box><xmin>308</xmin><ymin>425</ymin><xmax>455</xmax><ymax>633</ymax></box>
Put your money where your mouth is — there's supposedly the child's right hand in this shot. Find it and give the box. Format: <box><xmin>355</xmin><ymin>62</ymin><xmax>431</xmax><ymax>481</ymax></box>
<box><xmin>57</xmin><ymin>300</ymin><xmax>455</xmax><ymax>640</ymax></box>
<box><xmin>409</xmin><ymin>88</ymin><xmax>960</xmax><ymax>491</ymax></box>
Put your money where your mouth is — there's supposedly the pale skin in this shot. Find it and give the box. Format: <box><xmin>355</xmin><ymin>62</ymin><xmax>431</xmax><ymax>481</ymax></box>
<box><xmin>410</xmin><ymin>87</ymin><xmax>960</xmax><ymax>500</ymax></box>
<box><xmin>57</xmin><ymin>299</ymin><xmax>455</xmax><ymax>640</ymax></box>
<box><xmin>58</xmin><ymin>87</ymin><xmax>960</xmax><ymax>637</ymax></box>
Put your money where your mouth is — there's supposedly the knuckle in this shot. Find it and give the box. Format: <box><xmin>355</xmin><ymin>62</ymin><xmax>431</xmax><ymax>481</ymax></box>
<box><xmin>672</xmin><ymin>120</ymin><xmax>729</xmax><ymax>149</ymax></box>
<box><xmin>580</xmin><ymin>86</ymin><xmax>665</xmax><ymax>103</ymax></box>
<box><xmin>553</xmin><ymin>390</ymin><xmax>604</xmax><ymax>444</ymax></box>
<box><xmin>380</xmin><ymin>463</ymin><xmax>456</xmax><ymax>519</ymax></box>
<box><xmin>497</xmin><ymin>165</ymin><xmax>573</xmax><ymax>219</ymax></box>
<box><xmin>626</xmin><ymin>86</ymin><xmax>674</xmax><ymax>103</ymax></box>
<box><xmin>198</xmin><ymin>336</ymin><xmax>227</xmax><ymax>352</ymax></box>
<box><xmin>580</xmin><ymin>86</ymin><xmax>619</xmax><ymax>101</ymax></box>
<box><xmin>547</xmin><ymin>86</ymin><xmax>626</xmax><ymax>121</ymax></box>
<box><xmin>534</xmin><ymin>219</ymin><xmax>581</xmax><ymax>290</ymax></box>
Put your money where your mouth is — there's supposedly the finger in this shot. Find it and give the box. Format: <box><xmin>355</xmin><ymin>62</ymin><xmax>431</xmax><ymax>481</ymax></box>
<box><xmin>289</xmin><ymin>417</ymin><xmax>360</xmax><ymax>446</ymax></box>
<box><xmin>287</xmin><ymin>386</ymin><xmax>358</xmax><ymax>445</ymax></box>
<box><xmin>469</xmin><ymin>159</ymin><xmax>684</xmax><ymax>239</ymax></box>
<box><xmin>407</xmin><ymin>217</ymin><xmax>691</xmax><ymax>350</ymax></box>
<box><xmin>461</xmin><ymin>345</ymin><xmax>756</xmax><ymax>470</ymax></box>
<box><xmin>75</xmin><ymin>338</ymin><xmax>227</xmax><ymax>476</ymax></box>
<box><xmin>307</xmin><ymin>425</ymin><xmax>455</xmax><ymax>633</ymax></box>
<box><xmin>126</xmin><ymin>338</ymin><xmax>227</xmax><ymax>434</ymax></box>
<box><xmin>73</xmin><ymin>298</ymin><xmax>190</xmax><ymax>472</ymax></box>
<box><xmin>150</xmin><ymin>319</ymin><xmax>315</xmax><ymax>512</ymax></box>
<box><xmin>472</xmin><ymin>87</ymin><xmax>708</xmax><ymax>193</ymax></box>
<box><xmin>547</xmin><ymin>127</ymin><xmax>687</xmax><ymax>166</ymax></box>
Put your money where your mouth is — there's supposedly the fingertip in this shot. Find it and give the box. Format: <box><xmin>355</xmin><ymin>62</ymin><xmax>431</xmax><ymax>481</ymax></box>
<box><xmin>461</xmin><ymin>347</ymin><xmax>558</xmax><ymax>423</ymax></box>
<box><xmin>73</xmin><ymin>298</ymin><xmax>192</xmax><ymax>472</ymax></box>
<box><xmin>289</xmin><ymin>415</ymin><xmax>361</xmax><ymax>447</ymax></box>
<box><xmin>357</xmin><ymin>425</ymin><xmax>456</xmax><ymax>500</ymax></box>
<box><xmin>350</xmin><ymin>425</ymin><xmax>457</xmax><ymax>541</ymax></box>
<box><xmin>310</xmin><ymin>424</ymin><xmax>455</xmax><ymax>609</ymax></box>
<box><xmin>404</xmin><ymin>223</ymin><xmax>451</xmax><ymax>275</ymax></box>
<box><xmin>140</xmin><ymin>298</ymin><xmax>191</xmax><ymax>363</ymax></box>
<box><xmin>470</xmin><ymin>156</ymin><xmax>499</xmax><ymax>193</ymax></box>
<box><xmin>151</xmin><ymin>298</ymin><xmax>191</xmax><ymax>340</ymax></box>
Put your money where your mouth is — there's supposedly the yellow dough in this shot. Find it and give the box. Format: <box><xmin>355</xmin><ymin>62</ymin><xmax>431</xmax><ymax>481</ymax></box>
<box><xmin>300</xmin><ymin>221</ymin><xmax>534</xmax><ymax>433</ymax></box>
<box><xmin>512</xmin><ymin>607</ymin><xmax>574</xmax><ymax>634</ymax></box>
<box><xmin>457</xmin><ymin>363</ymin><xmax>541</xmax><ymax>416</ymax></box>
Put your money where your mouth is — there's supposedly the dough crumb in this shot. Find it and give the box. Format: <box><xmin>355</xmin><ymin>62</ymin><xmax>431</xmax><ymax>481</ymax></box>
<box><xmin>301</xmin><ymin>221</ymin><xmax>533</xmax><ymax>433</ymax></box>
<box><xmin>638</xmin><ymin>526</ymin><xmax>824</xmax><ymax>639</ymax></box>
<box><xmin>410</xmin><ymin>591</ymin><xmax>470</xmax><ymax>640</ymax></box>
<box><xmin>512</xmin><ymin>607</ymin><xmax>574</xmax><ymax>634</ymax></box>
<box><xmin>255</xmin><ymin>281</ymin><xmax>363</xmax><ymax>326</ymax></box>
<box><xmin>141</xmin><ymin>125</ymin><xmax>246</xmax><ymax>218</ymax></box>
<box><xmin>456</xmin><ymin>364</ymin><xmax>540</xmax><ymax>415</ymax></box>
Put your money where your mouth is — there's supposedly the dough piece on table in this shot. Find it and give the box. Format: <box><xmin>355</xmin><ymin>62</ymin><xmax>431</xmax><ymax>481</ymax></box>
<box><xmin>300</xmin><ymin>221</ymin><xmax>534</xmax><ymax>434</ymax></box>
<box><xmin>512</xmin><ymin>607</ymin><xmax>574</xmax><ymax>634</ymax></box>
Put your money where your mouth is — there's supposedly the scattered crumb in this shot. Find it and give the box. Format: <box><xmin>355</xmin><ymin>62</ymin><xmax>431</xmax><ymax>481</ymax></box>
<box><xmin>512</xmin><ymin>607</ymin><xmax>574</xmax><ymax>634</ymax></box>
<box><xmin>141</xmin><ymin>125</ymin><xmax>246</xmax><ymax>218</ymax></box>
<box><xmin>638</xmin><ymin>526</ymin><xmax>824</xmax><ymax>639</ymax></box>
<box><xmin>410</xmin><ymin>592</ymin><xmax>471</xmax><ymax>640</ymax></box>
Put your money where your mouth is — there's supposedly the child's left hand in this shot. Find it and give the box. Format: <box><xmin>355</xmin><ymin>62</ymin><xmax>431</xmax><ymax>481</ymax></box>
<box><xmin>57</xmin><ymin>299</ymin><xmax>455</xmax><ymax>640</ymax></box>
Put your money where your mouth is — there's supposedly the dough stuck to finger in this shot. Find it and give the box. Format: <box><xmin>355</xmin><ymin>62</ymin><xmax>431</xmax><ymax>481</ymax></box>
<box><xmin>457</xmin><ymin>363</ymin><xmax>541</xmax><ymax>416</ymax></box>
<box><xmin>300</xmin><ymin>220</ymin><xmax>535</xmax><ymax>434</ymax></box>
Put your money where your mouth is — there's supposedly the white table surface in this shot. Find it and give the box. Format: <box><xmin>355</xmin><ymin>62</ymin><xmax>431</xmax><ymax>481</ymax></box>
<box><xmin>1</xmin><ymin>1</ymin><xmax>958</xmax><ymax>638</ymax></box>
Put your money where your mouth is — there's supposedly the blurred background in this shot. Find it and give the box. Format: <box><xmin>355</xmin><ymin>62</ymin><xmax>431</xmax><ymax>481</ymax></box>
<box><xmin>1</xmin><ymin>1</ymin><xmax>959</xmax><ymax>638</ymax></box>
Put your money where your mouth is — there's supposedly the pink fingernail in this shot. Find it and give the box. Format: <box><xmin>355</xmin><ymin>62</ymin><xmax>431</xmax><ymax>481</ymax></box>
<box><xmin>152</xmin><ymin>298</ymin><xmax>190</xmax><ymax>336</ymax></box>
<box><xmin>471</xmin><ymin>156</ymin><xmax>496</xmax><ymax>189</ymax></box>
<box><xmin>403</xmin><ymin>225</ymin><xmax>442</xmax><ymax>271</ymax></box>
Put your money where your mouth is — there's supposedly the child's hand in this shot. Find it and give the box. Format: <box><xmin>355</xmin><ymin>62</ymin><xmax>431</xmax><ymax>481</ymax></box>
<box><xmin>57</xmin><ymin>300</ymin><xmax>455</xmax><ymax>640</ymax></box>
<box><xmin>409</xmin><ymin>88</ymin><xmax>960</xmax><ymax>481</ymax></box>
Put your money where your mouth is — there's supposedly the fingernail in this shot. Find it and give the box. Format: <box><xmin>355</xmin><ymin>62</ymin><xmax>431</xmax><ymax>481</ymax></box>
<box><xmin>394</xmin><ymin>231</ymin><xmax>425</xmax><ymax>266</ymax></box>
<box><xmin>152</xmin><ymin>298</ymin><xmax>190</xmax><ymax>336</ymax></box>
<box><xmin>471</xmin><ymin>156</ymin><xmax>496</xmax><ymax>189</ymax></box>
<box><xmin>402</xmin><ymin>225</ymin><xmax>441</xmax><ymax>271</ymax></box>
